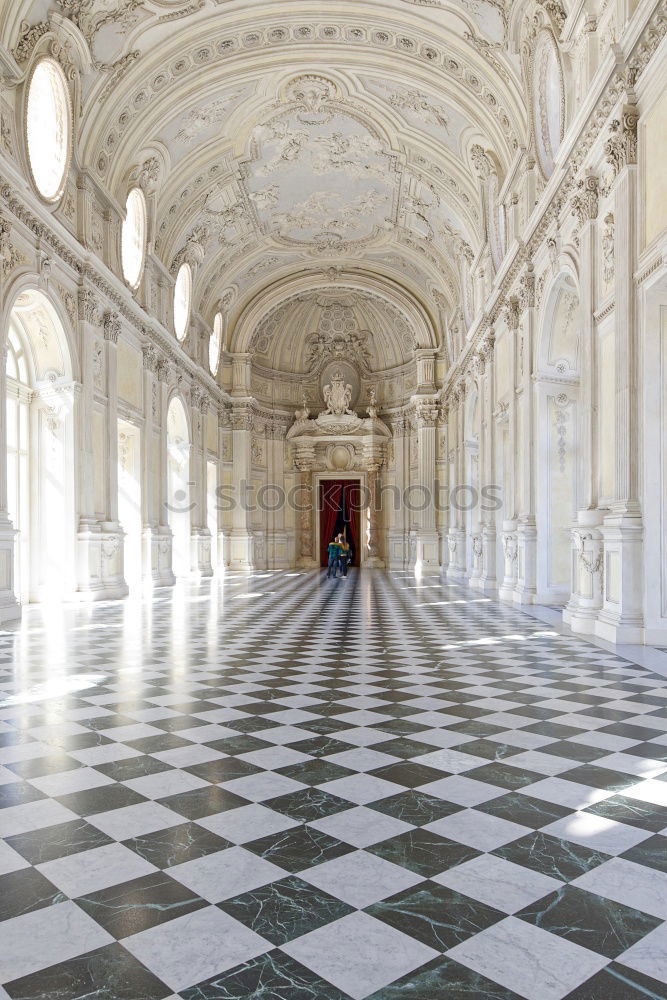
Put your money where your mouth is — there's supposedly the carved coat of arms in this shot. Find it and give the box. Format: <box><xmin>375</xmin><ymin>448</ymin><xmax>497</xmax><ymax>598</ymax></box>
<box><xmin>323</xmin><ymin>371</ymin><xmax>353</xmax><ymax>416</ymax></box>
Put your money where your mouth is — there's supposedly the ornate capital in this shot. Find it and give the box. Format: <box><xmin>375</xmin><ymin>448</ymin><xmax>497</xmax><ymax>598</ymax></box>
<box><xmin>604</xmin><ymin>105</ymin><xmax>639</xmax><ymax>176</ymax></box>
<box><xmin>142</xmin><ymin>343</ymin><xmax>158</xmax><ymax>374</ymax></box>
<box><xmin>571</xmin><ymin>174</ymin><xmax>599</xmax><ymax>226</ymax></box>
<box><xmin>518</xmin><ymin>264</ymin><xmax>536</xmax><ymax>311</ymax></box>
<box><xmin>415</xmin><ymin>402</ymin><xmax>439</xmax><ymax>427</ymax></box>
<box><xmin>231</xmin><ymin>407</ymin><xmax>253</xmax><ymax>432</ymax></box>
<box><xmin>78</xmin><ymin>287</ymin><xmax>102</xmax><ymax>325</ymax></box>
<box><xmin>470</xmin><ymin>144</ymin><xmax>491</xmax><ymax>180</ymax></box>
<box><xmin>505</xmin><ymin>295</ymin><xmax>520</xmax><ymax>332</ymax></box>
<box><xmin>103</xmin><ymin>311</ymin><xmax>121</xmax><ymax>344</ymax></box>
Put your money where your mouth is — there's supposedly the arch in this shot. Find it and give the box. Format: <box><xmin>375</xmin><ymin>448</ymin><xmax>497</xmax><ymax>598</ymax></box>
<box><xmin>231</xmin><ymin>271</ymin><xmax>438</xmax><ymax>358</ymax></box>
<box><xmin>4</xmin><ymin>289</ymin><xmax>77</xmax><ymax>603</ymax></box>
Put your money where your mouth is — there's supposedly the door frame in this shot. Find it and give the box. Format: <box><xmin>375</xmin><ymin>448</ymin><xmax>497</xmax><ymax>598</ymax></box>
<box><xmin>315</xmin><ymin>473</ymin><xmax>367</xmax><ymax>567</ymax></box>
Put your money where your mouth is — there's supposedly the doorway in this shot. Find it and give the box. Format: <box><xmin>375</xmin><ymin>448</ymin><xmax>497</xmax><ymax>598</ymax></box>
<box><xmin>319</xmin><ymin>479</ymin><xmax>361</xmax><ymax>568</ymax></box>
<box><xmin>118</xmin><ymin>419</ymin><xmax>142</xmax><ymax>588</ymax></box>
<box><xmin>167</xmin><ymin>396</ymin><xmax>191</xmax><ymax>578</ymax></box>
<box><xmin>5</xmin><ymin>290</ymin><xmax>76</xmax><ymax>604</ymax></box>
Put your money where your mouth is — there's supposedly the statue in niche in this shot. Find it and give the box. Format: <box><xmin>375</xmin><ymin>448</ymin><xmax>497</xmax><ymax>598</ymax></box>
<box><xmin>367</xmin><ymin>387</ymin><xmax>378</xmax><ymax>419</ymax></box>
<box><xmin>323</xmin><ymin>370</ymin><xmax>353</xmax><ymax>416</ymax></box>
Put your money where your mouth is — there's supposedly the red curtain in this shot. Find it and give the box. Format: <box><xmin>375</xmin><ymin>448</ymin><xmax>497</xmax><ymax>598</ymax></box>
<box><xmin>320</xmin><ymin>481</ymin><xmax>344</xmax><ymax>566</ymax></box>
<box><xmin>342</xmin><ymin>483</ymin><xmax>360</xmax><ymax>566</ymax></box>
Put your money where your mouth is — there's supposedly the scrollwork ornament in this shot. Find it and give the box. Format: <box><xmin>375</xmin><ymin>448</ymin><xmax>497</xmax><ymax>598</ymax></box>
<box><xmin>103</xmin><ymin>311</ymin><xmax>121</xmax><ymax>343</ymax></box>
<box><xmin>604</xmin><ymin>106</ymin><xmax>639</xmax><ymax>177</ymax></box>
<box><xmin>78</xmin><ymin>287</ymin><xmax>102</xmax><ymax>325</ymax></box>
<box><xmin>570</xmin><ymin>174</ymin><xmax>599</xmax><ymax>227</ymax></box>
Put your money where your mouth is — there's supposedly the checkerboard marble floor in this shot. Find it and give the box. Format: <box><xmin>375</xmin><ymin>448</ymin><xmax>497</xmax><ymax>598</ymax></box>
<box><xmin>3</xmin><ymin>569</ymin><xmax>667</xmax><ymax>999</ymax></box>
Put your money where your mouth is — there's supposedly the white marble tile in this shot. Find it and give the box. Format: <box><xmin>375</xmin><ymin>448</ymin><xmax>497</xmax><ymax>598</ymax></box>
<box><xmin>196</xmin><ymin>803</ymin><xmax>299</xmax><ymax>843</ymax></box>
<box><xmin>37</xmin><ymin>842</ymin><xmax>157</xmax><ymax>897</ymax></box>
<box><xmin>336</xmin><ymin>727</ymin><xmax>407</xmax><ymax>747</ymax></box>
<box><xmin>542</xmin><ymin>812</ymin><xmax>652</xmax><ymax>856</ymax></box>
<box><xmin>300</xmin><ymin>849</ymin><xmax>421</xmax><ymax>908</ymax></box>
<box><xmin>152</xmin><ymin>744</ymin><xmax>224</xmax><ymax>768</ymax></box>
<box><xmin>622</xmin><ymin>778</ymin><xmax>667</xmax><ymax>806</ymax></box>
<box><xmin>122</xmin><ymin>904</ymin><xmax>270</xmax><ymax>992</ymax></box>
<box><xmin>419</xmin><ymin>775</ymin><xmax>505</xmax><ymax>807</ymax></box>
<box><xmin>168</xmin><ymin>846</ymin><xmax>286</xmax><ymax>902</ymax></box>
<box><xmin>517</xmin><ymin>777</ymin><xmax>613</xmax><ymax>810</ymax></box>
<box><xmin>238</xmin><ymin>746</ymin><xmax>310</xmax><ymax>769</ymax></box>
<box><xmin>0</xmin><ymin>838</ymin><xmax>30</xmax><ymax>876</ymax></box>
<box><xmin>573</xmin><ymin>858</ymin><xmax>667</xmax><ymax>919</ymax></box>
<box><xmin>319</xmin><ymin>773</ymin><xmax>403</xmax><ymax>805</ymax></box>
<box><xmin>0</xmin><ymin>799</ymin><xmax>78</xmax><ymax>838</ymax></box>
<box><xmin>219</xmin><ymin>771</ymin><xmax>306</xmax><ymax>802</ymax></box>
<box><xmin>0</xmin><ymin>901</ymin><xmax>113</xmax><ymax>984</ymax></box>
<box><xmin>124</xmin><ymin>769</ymin><xmax>207</xmax><ymax>800</ymax></box>
<box><xmin>434</xmin><ymin>854</ymin><xmax>562</xmax><ymax>914</ymax></box>
<box><xmin>325</xmin><ymin>747</ymin><xmax>399</xmax><ymax>772</ymax></box>
<box><xmin>423</xmin><ymin>809</ymin><xmax>531</xmax><ymax>852</ymax></box>
<box><xmin>410</xmin><ymin>748</ymin><xmax>488</xmax><ymax>773</ymax></box>
<box><xmin>258</xmin><ymin>726</ymin><xmax>319</xmax><ymax>746</ymax></box>
<box><xmin>616</xmin><ymin>921</ymin><xmax>667</xmax><ymax>982</ymax></box>
<box><xmin>593</xmin><ymin>752</ymin><xmax>667</xmax><ymax>777</ymax></box>
<box><xmin>86</xmin><ymin>801</ymin><xmax>183</xmax><ymax>840</ymax></box>
<box><xmin>502</xmin><ymin>751</ymin><xmax>577</xmax><ymax>776</ymax></box>
<box><xmin>68</xmin><ymin>743</ymin><xmax>142</xmax><ymax>765</ymax></box>
<box><xmin>29</xmin><ymin>767</ymin><xmax>115</xmax><ymax>798</ymax></box>
<box><xmin>282</xmin><ymin>912</ymin><xmax>438</xmax><ymax>1000</ymax></box>
<box><xmin>308</xmin><ymin>805</ymin><xmax>414</xmax><ymax>848</ymax></box>
<box><xmin>447</xmin><ymin>916</ymin><xmax>608</xmax><ymax>1000</ymax></box>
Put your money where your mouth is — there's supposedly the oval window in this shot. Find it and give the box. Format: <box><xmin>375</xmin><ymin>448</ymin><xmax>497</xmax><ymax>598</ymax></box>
<box><xmin>121</xmin><ymin>187</ymin><xmax>147</xmax><ymax>289</ymax></box>
<box><xmin>173</xmin><ymin>263</ymin><xmax>192</xmax><ymax>341</ymax></box>
<box><xmin>26</xmin><ymin>58</ymin><xmax>71</xmax><ymax>202</ymax></box>
<box><xmin>209</xmin><ymin>312</ymin><xmax>222</xmax><ymax>375</ymax></box>
<box><xmin>533</xmin><ymin>30</ymin><xmax>564</xmax><ymax>178</ymax></box>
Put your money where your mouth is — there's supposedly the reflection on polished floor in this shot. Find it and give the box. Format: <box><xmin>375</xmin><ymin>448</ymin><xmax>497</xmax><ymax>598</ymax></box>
<box><xmin>2</xmin><ymin>570</ymin><xmax>667</xmax><ymax>999</ymax></box>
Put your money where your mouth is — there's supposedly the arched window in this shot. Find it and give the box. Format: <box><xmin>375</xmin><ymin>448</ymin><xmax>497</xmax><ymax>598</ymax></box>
<box><xmin>173</xmin><ymin>264</ymin><xmax>192</xmax><ymax>341</ymax></box>
<box><xmin>533</xmin><ymin>30</ymin><xmax>564</xmax><ymax>179</ymax></box>
<box><xmin>26</xmin><ymin>58</ymin><xmax>71</xmax><ymax>202</ymax></box>
<box><xmin>121</xmin><ymin>187</ymin><xmax>147</xmax><ymax>289</ymax></box>
<box><xmin>209</xmin><ymin>312</ymin><xmax>222</xmax><ymax>375</ymax></box>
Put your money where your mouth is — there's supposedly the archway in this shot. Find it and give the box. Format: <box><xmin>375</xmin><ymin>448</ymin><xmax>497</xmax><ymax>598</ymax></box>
<box><xmin>167</xmin><ymin>396</ymin><xmax>191</xmax><ymax>578</ymax></box>
<box><xmin>5</xmin><ymin>290</ymin><xmax>76</xmax><ymax>604</ymax></box>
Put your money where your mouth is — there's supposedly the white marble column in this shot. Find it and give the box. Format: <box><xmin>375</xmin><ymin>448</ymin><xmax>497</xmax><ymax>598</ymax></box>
<box><xmin>190</xmin><ymin>387</ymin><xmax>213</xmax><ymax>576</ymax></box>
<box><xmin>414</xmin><ymin>399</ymin><xmax>440</xmax><ymax>570</ymax></box>
<box><xmin>100</xmin><ymin>311</ymin><xmax>128</xmax><ymax>598</ymax></box>
<box><xmin>479</xmin><ymin>333</ymin><xmax>497</xmax><ymax>592</ymax></box>
<box><xmin>0</xmin><ymin>333</ymin><xmax>20</xmax><ymax>620</ymax></box>
<box><xmin>597</xmin><ymin>105</ymin><xmax>644</xmax><ymax>643</ymax></box>
<box><xmin>387</xmin><ymin>415</ymin><xmax>409</xmax><ymax>570</ymax></box>
<box><xmin>514</xmin><ymin>269</ymin><xmax>538</xmax><ymax>604</ymax></box>
<box><xmin>156</xmin><ymin>360</ymin><xmax>175</xmax><ymax>585</ymax></box>
<box><xmin>229</xmin><ymin>405</ymin><xmax>254</xmax><ymax>569</ymax></box>
<box><xmin>218</xmin><ymin>407</ymin><xmax>231</xmax><ymax>568</ymax></box>
<box><xmin>446</xmin><ymin>386</ymin><xmax>466</xmax><ymax>581</ymax></box>
<box><xmin>565</xmin><ymin>176</ymin><xmax>605</xmax><ymax>631</ymax></box>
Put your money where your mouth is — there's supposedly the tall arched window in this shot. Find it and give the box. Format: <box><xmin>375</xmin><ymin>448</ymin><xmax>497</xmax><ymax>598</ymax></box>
<box><xmin>173</xmin><ymin>264</ymin><xmax>192</xmax><ymax>341</ymax></box>
<box><xmin>209</xmin><ymin>312</ymin><xmax>222</xmax><ymax>375</ymax></box>
<box><xmin>26</xmin><ymin>58</ymin><xmax>72</xmax><ymax>202</ymax></box>
<box><xmin>121</xmin><ymin>187</ymin><xmax>147</xmax><ymax>289</ymax></box>
<box><xmin>533</xmin><ymin>30</ymin><xmax>564</xmax><ymax>179</ymax></box>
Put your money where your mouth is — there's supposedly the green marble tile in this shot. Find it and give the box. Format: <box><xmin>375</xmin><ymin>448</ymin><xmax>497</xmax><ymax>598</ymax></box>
<box><xmin>367</xmin><ymin>829</ymin><xmax>480</xmax><ymax>877</ymax></box>
<box><xmin>218</xmin><ymin>876</ymin><xmax>353</xmax><ymax>946</ymax></box>
<box><xmin>583</xmin><ymin>795</ymin><xmax>667</xmax><ymax>832</ymax></box>
<box><xmin>465</xmin><ymin>762</ymin><xmax>543</xmax><ymax>790</ymax></box>
<box><xmin>369</xmin><ymin>790</ymin><xmax>463</xmax><ymax>826</ymax></box>
<box><xmin>493</xmin><ymin>831</ymin><xmax>611</xmax><ymax>882</ymax></box>
<box><xmin>244</xmin><ymin>825</ymin><xmax>354</xmax><ymax>872</ymax></box>
<box><xmin>517</xmin><ymin>884</ymin><xmax>662</xmax><ymax>958</ymax></box>
<box><xmin>564</xmin><ymin>962</ymin><xmax>667</xmax><ymax>1000</ymax></box>
<box><xmin>367</xmin><ymin>880</ymin><xmax>504</xmax><ymax>951</ymax></box>
<box><xmin>264</xmin><ymin>787</ymin><xmax>353</xmax><ymax>823</ymax></box>
<box><xmin>366</xmin><ymin>955</ymin><xmax>525</xmax><ymax>1000</ymax></box>
<box><xmin>181</xmin><ymin>949</ymin><xmax>352</xmax><ymax>1000</ymax></box>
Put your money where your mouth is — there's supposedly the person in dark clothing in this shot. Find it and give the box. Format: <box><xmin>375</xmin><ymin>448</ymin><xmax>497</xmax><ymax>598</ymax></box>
<box><xmin>327</xmin><ymin>537</ymin><xmax>342</xmax><ymax>578</ymax></box>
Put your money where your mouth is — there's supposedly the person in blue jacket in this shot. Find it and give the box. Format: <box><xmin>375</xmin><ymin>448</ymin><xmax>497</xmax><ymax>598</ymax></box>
<box><xmin>326</xmin><ymin>537</ymin><xmax>342</xmax><ymax>578</ymax></box>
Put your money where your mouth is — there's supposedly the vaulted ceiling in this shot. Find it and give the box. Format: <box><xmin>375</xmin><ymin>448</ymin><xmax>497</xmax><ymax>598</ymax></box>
<box><xmin>3</xmin><ymin>0</ymin><xmax>532</xmax><ymax>339</ymax></box>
